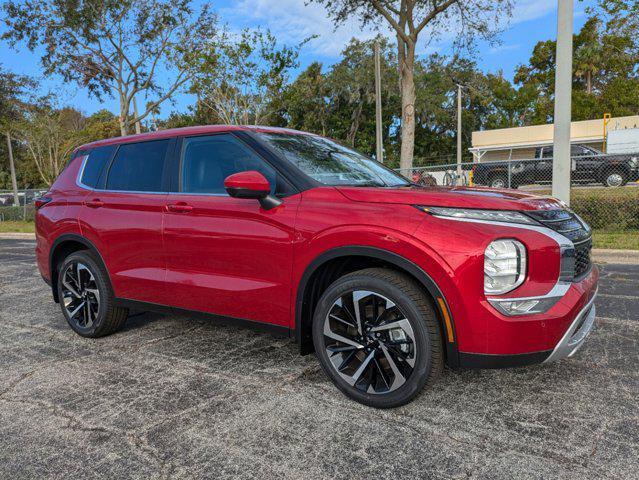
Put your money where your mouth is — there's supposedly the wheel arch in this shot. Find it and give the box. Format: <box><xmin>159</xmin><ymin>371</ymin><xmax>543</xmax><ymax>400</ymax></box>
<box><xmin>49</xmin><ymin>234</ymin><xmax>111</xmax><ymax>303</ymax></box>
<box><xmin>294</xmin><ymin>246</ymin><xmax>459</xmax><ymax>367</ymax></box>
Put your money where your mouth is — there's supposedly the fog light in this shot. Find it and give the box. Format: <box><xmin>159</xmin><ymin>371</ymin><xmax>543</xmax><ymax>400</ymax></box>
<box><xmin>489</xmin><ymin>297</ymin><xmax>560</xmax><ymax>316</ymax></box>
<box><xmin>484</xmin><ymin>240</ymin><xmax>526</xmax><ymax>295</ymax></box>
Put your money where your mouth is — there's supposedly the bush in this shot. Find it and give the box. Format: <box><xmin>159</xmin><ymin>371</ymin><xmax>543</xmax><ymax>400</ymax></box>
<box><xmin>570</xmin><ymin>188</ymin><xmax>639</xmax><ymax>231</ymax></box>
<box><xmin>0</xmin><ymin>205</ymin><xmax>35</xmax><ymax>222</ymax></box>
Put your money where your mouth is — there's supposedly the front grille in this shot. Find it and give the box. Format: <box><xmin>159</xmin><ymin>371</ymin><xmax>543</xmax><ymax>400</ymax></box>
<box><xmin>574</xmin><ymin>239</ymin><xmax>592</xmax><ymax>279</ymax></box>
<box><xmin>525</xmin><ymin>209</ymin><xmax>592</xmax><ymax>281</ymax></box>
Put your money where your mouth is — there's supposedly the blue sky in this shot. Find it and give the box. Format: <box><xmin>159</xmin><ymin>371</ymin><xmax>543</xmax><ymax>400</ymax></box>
<box><xmin>0</xmin><ymin>0</ymin><xmax>596</xmax><ymax>118</ymax></box>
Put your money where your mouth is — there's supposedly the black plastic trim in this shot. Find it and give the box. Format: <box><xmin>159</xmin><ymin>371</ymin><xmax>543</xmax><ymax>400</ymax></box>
<box><xmin>114</xmin><ymin>298</ymin><xmax>291</xmax><ymax>337</ymax></box>
<box><xmin>48</xmin><ymin>234</ymin><xmax>112</xmax><ymax>303</ymax></box>
<box><xmin>458</xmin><ymin>350</ymin><xmax>551</xmax><ymax>369</ymax></box>
<box><xmin>295</xmin><ymin>246</ymin><xmax>460</xmax><ymax>367</ymax></box>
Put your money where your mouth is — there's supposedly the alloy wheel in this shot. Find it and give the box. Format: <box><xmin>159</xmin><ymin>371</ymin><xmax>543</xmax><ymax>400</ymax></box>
<box><xmin>61</xmin><ymin>261</ymin><xmax>100</xmax><ymax>330</ymax></box>
<box><xmin>491</xmin><ymin>178</ymin><xmax>506</xmax><ymax>189</ymax></box>
<box><xmin>322</xmin><ymin>290</ymin><xmax>416</xmax><ymax>394</ymax></box>
<box><xmin>606</xmin><ymin>173</ymin><xmax>623</xmax><ymax>187</ymax></box>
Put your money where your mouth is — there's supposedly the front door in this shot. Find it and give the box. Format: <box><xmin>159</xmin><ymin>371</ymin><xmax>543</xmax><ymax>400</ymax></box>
<box><xmin>163</xmin><ymin>133</ymin><xmax>300</xmax><ymax>327</ymax></box>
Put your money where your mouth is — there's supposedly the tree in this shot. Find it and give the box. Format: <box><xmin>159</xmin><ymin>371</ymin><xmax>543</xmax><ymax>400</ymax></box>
<box><xmin>11</xmin><ymin>100</ymin><xmax>85</xmax><ymax>185</ymax></box>
<box><xmin>514</xmin><ymin>9</ymin><xmax>639</xmax><ymax>123</ymax></box>
<box><xmin>189</xmin><ymin>29</ymin><xmax>305</xmax><ymax>126</ymax></box>
<box><xmin>310</xmin><ymin>0</ymin><xmax>513</xmax><ymax>170</ymax></box>
<box><xmin>2</xmin><ymin>0</ymin><xmax>220</xmax><ymax>136</ymax></box>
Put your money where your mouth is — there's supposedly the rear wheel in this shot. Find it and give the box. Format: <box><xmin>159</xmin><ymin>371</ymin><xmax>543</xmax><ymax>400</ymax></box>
<box><xmin>312</xmin><ymin>268</ymin><xmax>443</xmax><ymax>408</ymax></box>
<box><xmin>57</xmin><ymin>250</ymin><xmax>128</xmax><ymax>337</ymax></box>
<box><xmin>603</xmin><ymin>170</ymin><xmax>627</xmax><ymax>187</ymax></box>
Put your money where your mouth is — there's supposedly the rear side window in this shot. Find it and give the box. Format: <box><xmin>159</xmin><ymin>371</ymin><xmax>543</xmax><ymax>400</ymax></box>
<box><xmin>106</xmin><ymin>140</ymin><xmax>170</xmax><ymax>192</ymax></box>
<box><xmin>180</xmin><ymin>134</ymin><xmax>285</xmax><ymax>195</ymax></box>
<box><xmin>81</xmin><ymin>145</ymin><xmax>115</xmax><ymax>188</ymax></box>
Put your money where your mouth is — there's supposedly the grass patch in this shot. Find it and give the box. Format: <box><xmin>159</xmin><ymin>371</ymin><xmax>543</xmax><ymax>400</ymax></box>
<box><xmin>592</xmin><ymin>230</ymin><xmax>639</xmax><ymax>250</ymax></box>
<box><xmin>0</xmin><ymin>220</ymin><xmax>35</xmax><ymax>233</ymax></box>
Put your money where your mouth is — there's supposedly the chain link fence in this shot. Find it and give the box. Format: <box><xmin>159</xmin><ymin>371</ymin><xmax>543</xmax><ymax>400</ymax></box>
<box><xmin>397</xmin><ymin>153</ymin><xmax>639</xmax><ymax>236</ymax></box>
<box><xmin>0</xmin><ymin>189</ymin><xmax>46</xmax><ymax>222</ymax></box>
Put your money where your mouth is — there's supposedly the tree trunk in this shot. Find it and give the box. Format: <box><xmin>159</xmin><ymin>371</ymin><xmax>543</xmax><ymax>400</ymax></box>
<box><xmin>398</xmin><ymin>41</ymin><xmax>416</xmax><ymax>171</ymax></box>
<box><xmin>586</xmin><ymin>71</ymin><xmax>592</xmax><ymax>94</ymax></box>
<box><xmin>119</xmin><ymin>116</ymin><xmax>128</xmax><ymax>136</ymax></box>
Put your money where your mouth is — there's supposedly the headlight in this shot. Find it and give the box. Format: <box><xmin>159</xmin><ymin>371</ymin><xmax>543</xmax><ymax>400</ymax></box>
<box><xmin>417</xmin><ymin>206</ymin><xmax>539</xmax><ymax>225</ymax></box>
<box><xmin>484</xmin><ymin>239</ymin><xmax>527</xmax><ymax>295</ymax></box>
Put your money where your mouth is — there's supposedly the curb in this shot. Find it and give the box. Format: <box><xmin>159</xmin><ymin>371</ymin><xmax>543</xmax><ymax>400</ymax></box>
<box><xmin>592</xmin><ymin>249</ymin><xmax>639</xmax><ymax>265</ymax></box>
<box><xmin>0</xmin><ymin>232</ymin><xmax>36</xmax><ymax>239</ymax></box>
<box><xmin>1</xmin><ymin>233</ymin><xmax>638</xmax><ymax>265</ymax></box>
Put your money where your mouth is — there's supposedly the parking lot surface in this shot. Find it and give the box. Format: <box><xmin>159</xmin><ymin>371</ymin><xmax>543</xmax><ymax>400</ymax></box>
<box><xmin>1</xmin><ymin>238</ymin><xmax>638</xmax><ymax>479</ymax></box>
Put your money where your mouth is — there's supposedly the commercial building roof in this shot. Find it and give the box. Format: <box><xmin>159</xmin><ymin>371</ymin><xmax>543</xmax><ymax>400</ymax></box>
<box><xmin>470</xmin><ymin>115</ymin><xmax>639</xmax><ymax>153</ymax></box>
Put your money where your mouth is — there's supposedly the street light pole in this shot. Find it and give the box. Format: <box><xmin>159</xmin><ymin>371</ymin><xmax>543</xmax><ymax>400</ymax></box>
<box><xmin>456</xmin><ymin>84</ymin><xmax>462</xmax><ymax>177</ymax></box>
<box><xmin>552</xmin><ymin>0</ymin><xmax>574</xmax><ymax>205</ymax></box>
<box><xmin>6</xmin><ymin>132</ymin><xmax>19</xmax><ymax>206</ymax></box>
<box><xmin>374</xmin><ymin>41</ymin><xmax>384</xmax><ymax>163</ymax></box>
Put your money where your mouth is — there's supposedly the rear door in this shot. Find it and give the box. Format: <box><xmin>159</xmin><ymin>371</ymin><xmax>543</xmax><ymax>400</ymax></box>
<box><xmin>162</xmin><ymin>133</ymin><xmax>300</xmax><ymax>327</ymax></box>
<box><xmin>78</xmin><ymin>139</ymin><xmax>174</xmax><ymax>304</ymax></box>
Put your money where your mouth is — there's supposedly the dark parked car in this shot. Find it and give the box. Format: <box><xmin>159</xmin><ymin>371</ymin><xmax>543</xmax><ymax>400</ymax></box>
<box><xmin>472</xmin><ymin>145</ymin><xmax>639</xmax><ymax>188</ymax></box>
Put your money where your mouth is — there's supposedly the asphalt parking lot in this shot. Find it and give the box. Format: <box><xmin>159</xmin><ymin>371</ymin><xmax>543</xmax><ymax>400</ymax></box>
<box><xmin>1</xmin><ymin>238</ymin><xmax>638</xmax><ymax>479</ymax></box>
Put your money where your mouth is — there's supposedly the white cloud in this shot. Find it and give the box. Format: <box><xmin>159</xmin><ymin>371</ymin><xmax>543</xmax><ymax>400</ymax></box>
<box><xmin>224</xmin><ymin>0</ymin><xmax>557</xmax><ymax>59</ymax></box>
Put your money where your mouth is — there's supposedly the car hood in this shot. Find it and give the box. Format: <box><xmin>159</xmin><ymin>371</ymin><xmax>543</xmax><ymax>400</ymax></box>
<box><xmin>335</xmin><ymin>185</ymin><xmax>565</xmax><ymax>211</ymax></box>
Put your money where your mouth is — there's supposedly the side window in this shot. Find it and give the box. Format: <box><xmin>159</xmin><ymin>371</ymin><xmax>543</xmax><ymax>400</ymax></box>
<box><xmin>81</xmin><ymin>145</ymin><xmax>115</xmax><ymax>188</ymax></box>
<box><xmin>571</xmin><ymin>145</ymin><xmax>588</xmax><ymax>156</ymax></box>
<box><xmin>541</xmin><ymin>147</ymin><xmax>554</xmax><ymax>158</ymax></box>
<box><xmin>180</xmin><ymin>134</ymin><xmax>285</xmax><ymax>195</ymax></box>
<box><xmin>106</xmin><ymin>140</ymin><xmax>170</xmax><ymax>192</ymax></box>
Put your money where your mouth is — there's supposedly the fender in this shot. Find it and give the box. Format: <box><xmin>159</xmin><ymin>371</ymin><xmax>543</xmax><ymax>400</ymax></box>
<box><xmin>48</xmin><ymin>233</ymin><xmax>111</xmax><ymax>303</ymax></box>
<box><xmin>295</xmin><ymin>245</ymin><xmax>460</xmax><ymax>367</ymax></box>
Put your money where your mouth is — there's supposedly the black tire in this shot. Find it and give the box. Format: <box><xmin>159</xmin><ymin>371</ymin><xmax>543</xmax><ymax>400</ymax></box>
<box><xmin>602</xmin><ymin>169</ymin><xmax>627</xmax><ymax>187</ymax></box>
<box><xmin>56</xmin><ymin>250</ymin><xmax>129</xmax><ymax>337</ymax></box>
<box><xmin>489</xmin><ymin>174</ymin><xmax>508</xmax><ymax>189</ymax></box>
<box><xmin>312</xmin><ymin>268</ymin><xmax>443</xmax><ymax>408</ymax></box>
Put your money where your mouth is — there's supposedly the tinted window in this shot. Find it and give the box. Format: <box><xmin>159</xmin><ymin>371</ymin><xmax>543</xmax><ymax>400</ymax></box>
<box><xmin>542</xmin><ymin>147</ymin><xmax>554</xmax><ymax>158</ymax></box>
<box><xmin>106</xmin><ymin>140</ymin><xmax>169</xmax><ymax>192</ymax></box>
<box><xmin>81</xmin><ymin>145</ymin><xmax>115</xmax><ymax>188</ymax></box>
<box><xmin>571</xmin><ymin>145</ymin><xmax>592</xmax><ymax>156</ymax></box>
<box><xmin>257</xmin><ymin>133</ymin><xmax>410</xmax><ymax>187</ymax></box>
<box><xmin>180</xmin><ymin>134</ymin><xmax>283</xmax><ymax>194</ymax></box>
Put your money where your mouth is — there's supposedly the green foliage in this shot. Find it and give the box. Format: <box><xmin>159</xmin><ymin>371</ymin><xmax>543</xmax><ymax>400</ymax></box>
<box><xmin>188</xmin><ymin>28</ymin><xmax>306</xmax><ymax>126</ymax></box>
<box><xmin>514</xmin><ymin>11</ymin><xmax>639</xmax><ymax>122</ymax></box>
<box><xmin>2</xmin><ymin>0</ymin><xmax>220</xmax><ymax>134</ymax></box>
<box><xmin>570</xmin><ymin>187</ymin><xmax>639</xmax><ymax>230</ymax></box>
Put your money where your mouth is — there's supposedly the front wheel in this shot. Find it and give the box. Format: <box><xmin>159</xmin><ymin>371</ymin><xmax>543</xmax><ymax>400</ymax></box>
<box><xmin>312</xmin><ymin>268</ymin><xmax>443</xmax><ymax>408</ymax></box>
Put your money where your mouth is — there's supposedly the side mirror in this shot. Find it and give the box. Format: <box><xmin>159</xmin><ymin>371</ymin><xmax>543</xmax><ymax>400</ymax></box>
<box><xmin>224</xmin><ymin>170</ymin><xmax>282</xmax><ymax>210</ymax></box>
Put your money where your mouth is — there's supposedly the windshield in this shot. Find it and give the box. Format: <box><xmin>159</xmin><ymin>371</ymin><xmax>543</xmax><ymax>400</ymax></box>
<box><xmin>256</xmin><ymin>132</ymin><xmax>410</xmax><ymax>187</ymax></box>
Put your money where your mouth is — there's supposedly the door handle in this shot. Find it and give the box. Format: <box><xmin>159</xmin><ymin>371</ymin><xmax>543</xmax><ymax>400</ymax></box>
<box><xmin>85</xmin><ymin>199</ymin><xmax>104</xmax><ymax>208</ymax></box>
<box><xmin>166</xmin><ymin>203</ymin><xmax>193</xmax><ymax>213</ymax></box>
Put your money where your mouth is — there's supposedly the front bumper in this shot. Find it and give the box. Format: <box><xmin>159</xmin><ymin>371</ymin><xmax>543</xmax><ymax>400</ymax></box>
<box><xmin>543</xmin><ymin>288</ymin><xmax>597</xmax><ymax>363</ymax></box>
<box><xmin>458</xmin><ymin>285</ymin><xmax>598</xmax><ymax>369</ymax></box>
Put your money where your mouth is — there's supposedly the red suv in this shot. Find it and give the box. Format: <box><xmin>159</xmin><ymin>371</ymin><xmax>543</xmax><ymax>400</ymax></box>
<box><xmin>35</xmin><ymin>126</ymin><xmax>598</xmax><ymax>408</ymax></box>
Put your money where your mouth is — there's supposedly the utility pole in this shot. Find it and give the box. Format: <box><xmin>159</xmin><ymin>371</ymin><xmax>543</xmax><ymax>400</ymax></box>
<box><xmin>552</xmin><ymin>0</ymin><xmax>574</xmax><ymax>205</ymax></box>
<box><xmin>133</xmin><ymin>96</ymin><xmax>142</xmax><ymax>135</ymax></box>
<box><xmin>5</xmin><ymin>132</ymin><xmax>19</xmax><ymax>206</ymax></box>
<box><xmin>456</xmin><ymin>84</ymin><xmax>463</xmax><ymax>177</ymax></box>
<box><xmin>374</xmin><ymin>42</ymin><xmax>384</xmax><ymax>163</ymax></box>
